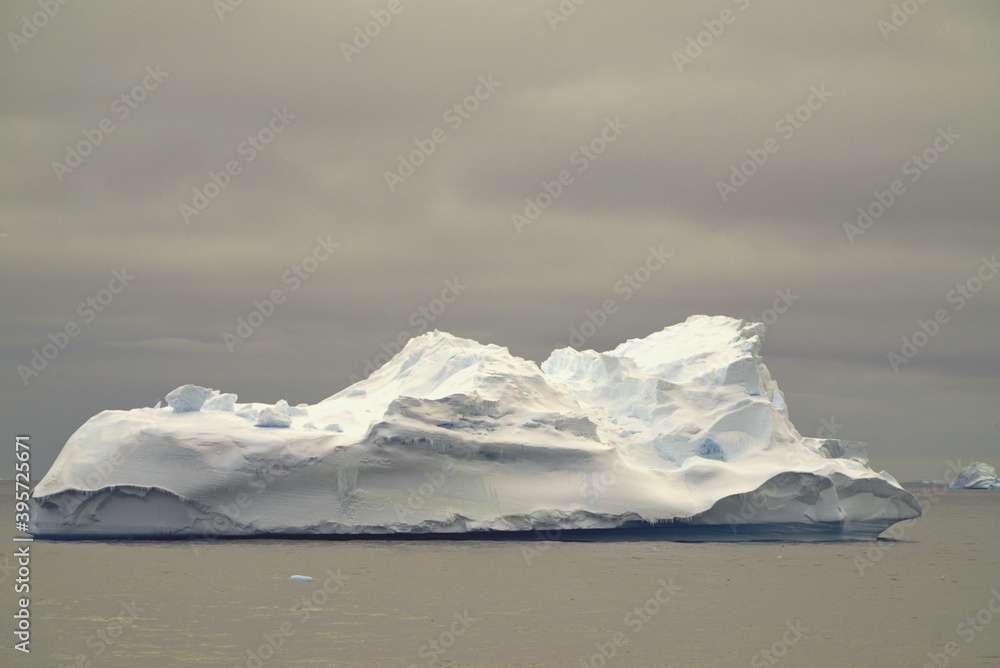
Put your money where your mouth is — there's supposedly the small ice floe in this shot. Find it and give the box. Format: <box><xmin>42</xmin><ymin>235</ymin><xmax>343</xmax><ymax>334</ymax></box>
<box><xmin>289</xmin><ymin>575</ymin><xmax>313</xmax><ymax>582</ymax></box>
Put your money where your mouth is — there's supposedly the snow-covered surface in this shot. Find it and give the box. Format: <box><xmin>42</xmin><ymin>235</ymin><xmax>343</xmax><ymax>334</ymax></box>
<box><xmin>949</xmin><ymin>462</ymin><xmax>1000</xmax><ymax>490</ymax></box>
<box><xmin>31</xmin><ymin>315</ymin><xmax>921</xmax><ymax>541</ymax></box>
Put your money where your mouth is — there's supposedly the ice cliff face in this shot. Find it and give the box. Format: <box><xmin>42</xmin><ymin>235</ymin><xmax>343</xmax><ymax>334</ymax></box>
<box><xmin>949</xmin><ymin>462</ymin><xmax>1000</xmax><ymax>490</ymax></box>
<box><xmin>30</xmin><ymin>315</ymin><xmax>921</xmax><ymax>541</ymax></box>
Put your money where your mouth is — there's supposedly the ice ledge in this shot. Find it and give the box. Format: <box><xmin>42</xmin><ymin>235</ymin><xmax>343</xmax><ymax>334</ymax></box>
<box><xmin>31</xmin><ymin>476</ymin><xmax>917</xmax><ymax>542</ymax></box>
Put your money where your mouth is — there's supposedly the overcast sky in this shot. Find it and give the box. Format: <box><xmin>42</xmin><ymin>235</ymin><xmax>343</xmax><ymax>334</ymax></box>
<box><xmin>2</xmin><ymin>1</ymin><xmax>998</xmax><ymax>482</ymax></box>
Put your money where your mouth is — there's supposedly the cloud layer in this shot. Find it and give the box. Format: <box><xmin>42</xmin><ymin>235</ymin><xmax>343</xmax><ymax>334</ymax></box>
<box><xmin>2</xmin><ymin>1</ymin><xmax>998</xmax><ymax>481</ymax></box>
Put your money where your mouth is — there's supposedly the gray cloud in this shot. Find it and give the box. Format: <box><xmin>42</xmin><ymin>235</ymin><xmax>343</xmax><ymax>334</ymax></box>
<box><xmin>2</xmin><ymin>1</ymin><xmax>998</xmax><ymax>482</ymax></box>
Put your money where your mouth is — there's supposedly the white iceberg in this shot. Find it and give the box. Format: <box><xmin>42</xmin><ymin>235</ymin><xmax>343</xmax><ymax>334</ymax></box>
<box><xmin>30</xmin><ymin>315</ymin><xmax>920</xmax><ymax>541</ymax></box>
<box><xmin>949</xmin><ymin>462</ymin><xmax>1000</xmax><ymax>490</ymax></box>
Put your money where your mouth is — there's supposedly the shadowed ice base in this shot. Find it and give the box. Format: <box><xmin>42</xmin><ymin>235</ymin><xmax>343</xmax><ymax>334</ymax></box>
<box><xmin>30</xmin><ymin>486</ymin><xmax>902</xmax><ymax>542</ymax></box>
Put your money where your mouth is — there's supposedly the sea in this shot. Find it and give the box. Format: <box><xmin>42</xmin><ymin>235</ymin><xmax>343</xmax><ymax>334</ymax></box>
<box><xmin>2</xmin><ymin>483</ymin><xmax>998</xmax><ymax>667</ymax></box>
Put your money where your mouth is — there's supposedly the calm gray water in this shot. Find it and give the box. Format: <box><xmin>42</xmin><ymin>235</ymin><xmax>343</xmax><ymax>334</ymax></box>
<box><xmin>3</xmin><ymin>484</ymin><xmax>999</xmax><ymax>667</ymax></box>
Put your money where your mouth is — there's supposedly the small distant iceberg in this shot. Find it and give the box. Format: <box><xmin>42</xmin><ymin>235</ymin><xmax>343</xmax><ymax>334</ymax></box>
<box><xmin>949</xmin><ymin>462</ymin><xmax>1000</xmax><ymax>490</ymax></box>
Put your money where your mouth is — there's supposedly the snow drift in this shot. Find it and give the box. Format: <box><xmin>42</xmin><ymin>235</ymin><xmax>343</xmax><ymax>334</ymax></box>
<box><xmin>30</xmin><ymin>315</ymin><xmax>920</xmax><ymax>541</ymax></box>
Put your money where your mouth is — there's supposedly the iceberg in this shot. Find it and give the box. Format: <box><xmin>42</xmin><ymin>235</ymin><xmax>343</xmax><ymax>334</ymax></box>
<box><xmin>30</xmin><ymin>315</ymin><xmax>921</xmax><ymax>541</ymax></box>
<box><xmin>949</xmin><ymin>462</ymin><xmax>1000</xmax><ymax>490</ymax></box>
